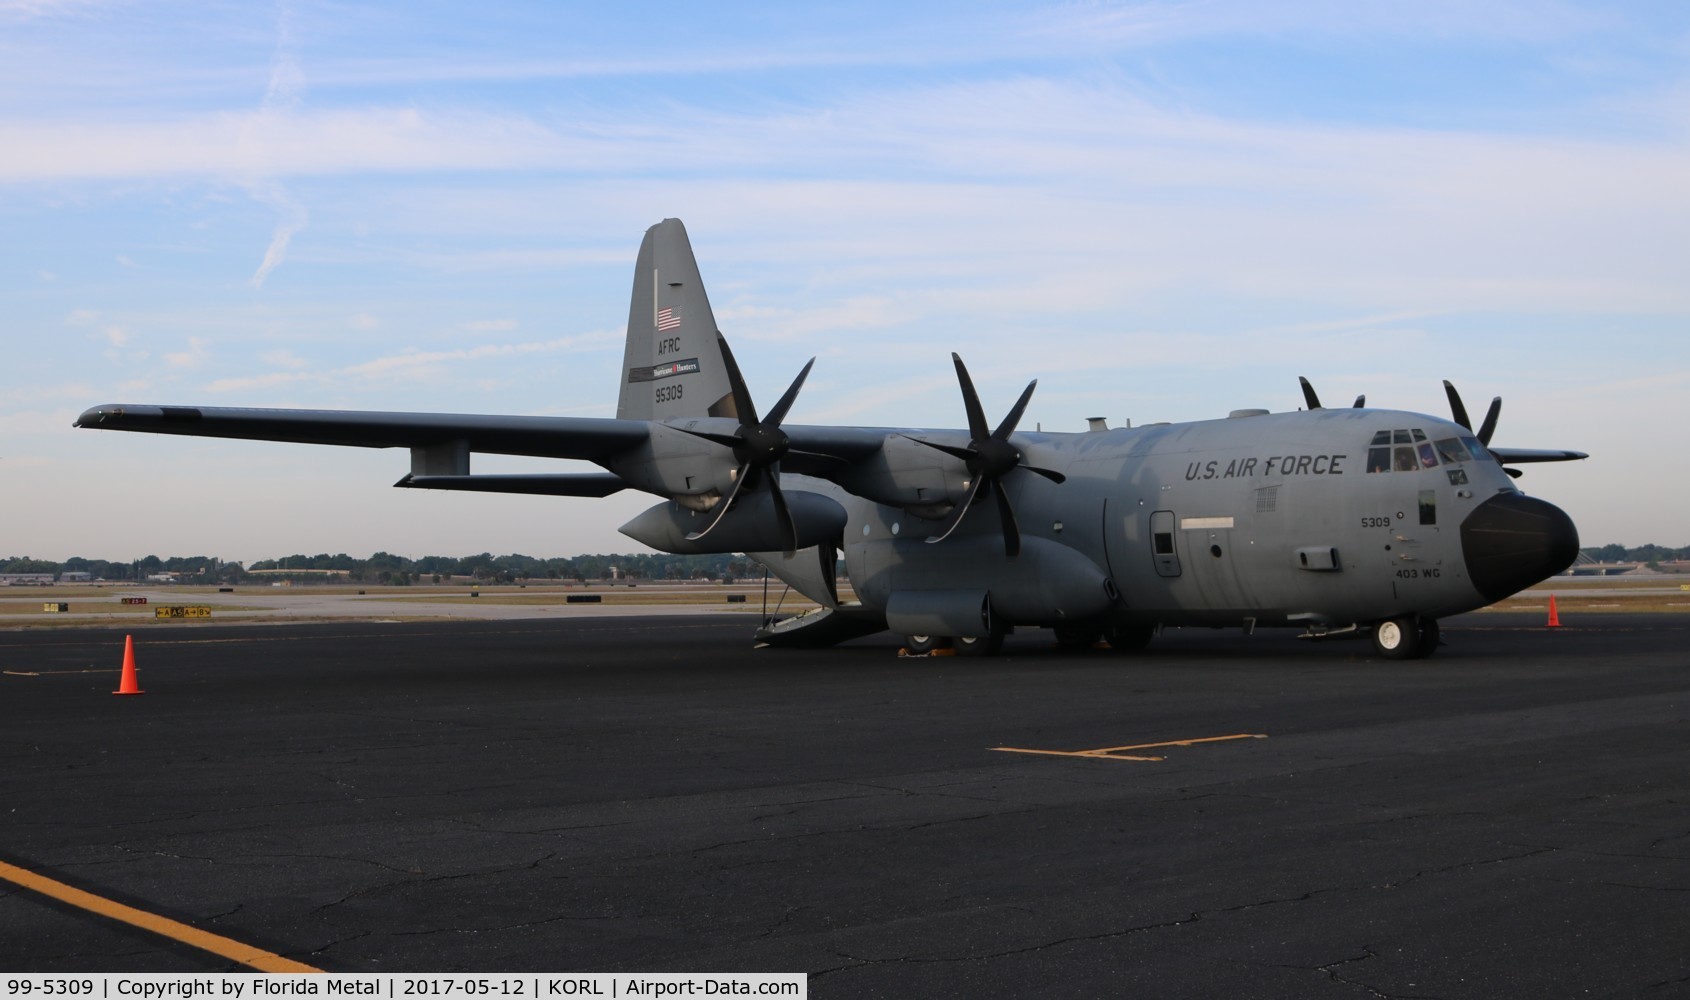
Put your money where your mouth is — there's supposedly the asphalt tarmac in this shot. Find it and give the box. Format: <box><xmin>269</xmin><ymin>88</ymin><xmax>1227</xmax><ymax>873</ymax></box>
<box><xmin>1</xmin><ymin>613</ymin><xmax>1687</xmax><ymax>997</ymax></box>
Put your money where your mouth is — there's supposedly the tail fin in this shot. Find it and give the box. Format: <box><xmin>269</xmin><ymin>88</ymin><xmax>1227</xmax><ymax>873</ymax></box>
<box><xmin>616</xmin><ymin>219</ymin><xmax>739</xmax><ymax>422</ymax></box>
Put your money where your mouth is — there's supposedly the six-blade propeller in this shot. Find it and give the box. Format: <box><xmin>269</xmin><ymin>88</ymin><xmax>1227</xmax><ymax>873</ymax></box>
<box><xmin>909</xmin><ymin>353</ymin><xmax>1066</xmax><ymax>559</ymax></box>
<box><xmin>680</xmin><ymin>336</ymin><xmax>814</xmax><ymax>555</ymax></box>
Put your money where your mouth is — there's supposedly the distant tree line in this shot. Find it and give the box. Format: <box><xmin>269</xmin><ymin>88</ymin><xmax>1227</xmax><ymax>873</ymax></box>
<box><xmin>2</xmin><ymin>551</ymin><xmax>761</xmax><ymax>584</ymax></box>
<box><xmin>1581</xmin><ymin>543</ymin><xmax>1690</xmax><ymax>567</ymax></box>
<box><xmin>5</xmin><ymin>543</ymin><xmax>1686</xmax><ymax>583</ymax></box>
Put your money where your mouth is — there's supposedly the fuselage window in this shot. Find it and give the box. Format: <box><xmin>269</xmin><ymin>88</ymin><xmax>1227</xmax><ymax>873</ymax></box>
<box><xmin>1367</xmin><ymin>447</ymin><xmax>1391</xmax><ymax>473</ymax></box>
<box><xmin>1370</xmin><ymin>430</ymin><xmax>1392</xmax><ymax>447</ymax></box>
<box><xmin>1417</xmin><ymin>442</ymin><xmax>1439</xmax><ymax>468</ymax></box>
<box><xmin>1412</xmin><ymin>429</ymin><xmax>1428</xmax><ymax>442</ymax></box>
<box><xmin>1154</xmin><ymin>532</ymin><xmax>1175</xmax><ymax>555</ymax></box>
<box><xmin>1392</xmin><ymin>429</ymin><xmax>1413</xmax><ymax>444</ymax></box>
<box><xmin>1462</xmin><ymin>436</ymin><xmax>1494</xmax><ymax>462</ymax></box>
<box><xmin>1393</xmin><ymin>446</ymin><xmax>1418</xmax><ymax>471</ymax></box>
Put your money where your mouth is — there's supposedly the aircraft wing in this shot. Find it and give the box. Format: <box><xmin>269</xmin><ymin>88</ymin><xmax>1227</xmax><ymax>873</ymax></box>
<box><xmin>73</xmin><ymin>404</ymin><xmax>651</xmax><ymax>462</ymax></box>
<box><xmin>1488</xmin><ymin>447</ymin><xmax>1589</xmax><ymax>464</ymax></box>
<box><xmin>779</xmin><ymin>423</ymin><xmax>903</xmax><ymax>474</ymax></box>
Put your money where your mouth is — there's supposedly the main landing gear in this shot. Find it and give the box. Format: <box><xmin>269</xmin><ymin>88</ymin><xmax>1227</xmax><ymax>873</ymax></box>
<box><xmin>901</xmin><ymin>632</ymin><xmax>1005</xmax><ymax>656</ymax></box>
<box><xmin>1370</xmin><ymin>616</ymin><xmax>1441</xmax><ymax>660</ymax></box>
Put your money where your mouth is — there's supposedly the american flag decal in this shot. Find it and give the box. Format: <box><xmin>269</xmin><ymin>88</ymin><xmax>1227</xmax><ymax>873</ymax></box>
<box><xmin>656</xmin><ymin>306</ymin><xmax>681</xmax><ymax>331</ymax></box>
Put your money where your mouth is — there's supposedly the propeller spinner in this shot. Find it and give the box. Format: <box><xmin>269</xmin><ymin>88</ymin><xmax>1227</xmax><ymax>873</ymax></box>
<box><xmin>913</xmin><ymin>353</ymin><xmax>1065</xmax><ymax>559</ymax></box>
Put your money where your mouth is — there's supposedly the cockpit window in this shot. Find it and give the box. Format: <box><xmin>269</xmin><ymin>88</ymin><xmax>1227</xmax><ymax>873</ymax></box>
<box><xmin>1368</xmin><ymin>429</ymin><xmax>1447</xmax><ymax>473</ymax></box>
<box><xmin>1462</xmin><ymin>436</ymin><xmax>1494</xmax><ymax>462</ymax></box>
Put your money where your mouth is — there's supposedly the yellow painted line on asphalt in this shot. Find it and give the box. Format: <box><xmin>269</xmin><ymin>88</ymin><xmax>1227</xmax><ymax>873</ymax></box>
<box><xmin>0</xmin><ymin>858</ymin><xmax>322</xmax><ymax>973</ymax></box>
<box><xmin>992</xmin><ymin>746</ymin><xmax>1166</xmax><ymax>762</ymax></box>
<box><xmin>994</xmin><ymin>732</ymin><xmax>1267</xmax><ymax>762</ymax></box>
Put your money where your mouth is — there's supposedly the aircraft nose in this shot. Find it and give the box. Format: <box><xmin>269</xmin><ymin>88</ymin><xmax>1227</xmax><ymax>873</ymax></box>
<box><xmin>1461</xmin><ymin>493</ymin><xmax>1580</xmax><ymax>603</ymax></box>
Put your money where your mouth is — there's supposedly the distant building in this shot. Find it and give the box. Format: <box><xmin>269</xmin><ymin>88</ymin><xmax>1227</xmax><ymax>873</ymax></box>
<box><xmin>0</xmin><ymin>574</ymin><xmax>56</xmax><ymax>586</ymax></box>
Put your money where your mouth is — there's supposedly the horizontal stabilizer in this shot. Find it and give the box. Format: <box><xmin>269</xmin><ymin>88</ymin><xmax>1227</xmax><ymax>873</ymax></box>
<box><xmin>395</xmin><ymin>473</ymin><xmax>628</xmax><ymax>497</ymax></box>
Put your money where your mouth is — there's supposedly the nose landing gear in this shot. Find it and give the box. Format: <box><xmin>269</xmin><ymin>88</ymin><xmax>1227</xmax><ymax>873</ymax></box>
<box><xmin>1370</xmin><ymin>616</ymin><xmax>1441</xmax><ymax>660</ymax></box>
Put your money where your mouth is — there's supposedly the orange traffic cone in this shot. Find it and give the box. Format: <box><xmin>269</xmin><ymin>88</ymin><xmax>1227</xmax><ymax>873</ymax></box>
<box><xmin>113</xmin><ymin>634</ymin><xmax>144</xmax><ymax>695</ymax></box>
<box><xmin>1546</xmin><ymin>594</ymin><xmax>1562</xmax><ymax>628</ymax></box>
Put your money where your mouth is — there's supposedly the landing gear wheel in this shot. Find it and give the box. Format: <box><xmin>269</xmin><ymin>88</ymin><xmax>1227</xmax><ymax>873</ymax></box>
<box><xmin>1371</xmin><ymin>616</ymin><xmax>1424</xmax><ymax>660</ymax></box>
<box><xmin>953</xmin><ymin>633</ymin><xmax>1005</xmax><ymax>657</ymax></box>
<box><xmin>904</xmin><ymin>634</ymin><xmax>950</xmax><ymax>654</ymax></box>
<box><xmin>1052</xmin><ymin>625</ymin><xmax>1101</xmax><ymax>650</ymax></box>
<box><xmin>1105</xmin><ymin>623</ymin><xmax>1156</xmax><ymax>652</ymax></box>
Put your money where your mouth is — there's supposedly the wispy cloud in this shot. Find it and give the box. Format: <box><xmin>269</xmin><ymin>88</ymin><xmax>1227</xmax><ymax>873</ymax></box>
<box><xmin>163</xmin><ymin>336</ymin><xmax>209</xmax><ymax>368</ymax></box>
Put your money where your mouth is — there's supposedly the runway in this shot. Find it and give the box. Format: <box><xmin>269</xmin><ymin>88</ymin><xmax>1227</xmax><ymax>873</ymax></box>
<box><xmin>2</xmin><ymin>614</ymin><xmax>1688</xmax><ymax>996</ymax></box>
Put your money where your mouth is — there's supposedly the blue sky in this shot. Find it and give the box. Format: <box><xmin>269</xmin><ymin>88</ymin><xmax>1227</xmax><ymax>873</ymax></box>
<box><xmin>4</xmin><ymin>0</ymin><xmax>1687</xmax><ymax>562</ymax></box>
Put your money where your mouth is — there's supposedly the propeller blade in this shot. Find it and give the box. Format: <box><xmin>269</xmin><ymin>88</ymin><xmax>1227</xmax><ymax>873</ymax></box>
<box><xmin>1352</xmin><ymin>394</ymin><xmax>1366</xmax><ymax>408</ymax></box>
<box><xmin>1478</xmin><ymin>397</ymin><xmax>1502</xmax><ymax>446</ymax></box>
<box><xmin>925</xmin><ymin>477</ymin><xmax>983</xmax><ymax>545</ymax></box>
<box><xmin>1023</xmin><ymin>464</ymin><xmax>1066</xmax><ymax>484</ymax></box>
<box><xmin>990</xmin><ymin>477</ymin><xmax>1021</xmax><ymax>559</ymax></box>
<box><xmin>766</xmin><ymin>469</ymin><xmax>798</xmax><ymax>556</ymax></box>
<box><xmin>1299</xmin><ymin>376</ymin><xmax>1322</xmax><ymax>410</ymax></box>
<box><xmin>715</xmin><ymin>336</ymin><xmax>760</xmax><ymax>426</ymax></box>
<box><xmin>764</xmin><ymin>357</ymin><xmax>815</xmax><ymax>427</ymax></box>
<box><xmin>992</xmin><ymin>380</ymin><xmax>1038</xmax><ymax>441</ymax></box>
<box><xmin>1443</xmin><ymin>380</ymin><xmax>1471</xmax><ymax>431</ymax></box>
<box><xmin>907</xmin><ymin>438</ymin><xmax>975</xmax><ymax>463</ymax></box>
<box><xmin>678</xmin><ymin>429</ymin><xmax>743</xmax><ymax>448</ymax></box>
<box><xmin>684</xmin><ymin>462</ymin><xmax>752</xmax><ymax>541</ymax></box>
<box><xmin>951</xmin><ymin>353</ymin><xmax>990</xmax><ymax>440</ymax></box>
<box><xmin>818</xmin><ymin>541</ymin><xmax>840</xmax><ymax>606</ymax></box>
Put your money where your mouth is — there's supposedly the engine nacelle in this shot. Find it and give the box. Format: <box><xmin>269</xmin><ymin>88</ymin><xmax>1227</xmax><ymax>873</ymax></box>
<box><xmin>620</xmin><ymin>490</ymin><xmax>848</xmax><ymax>555</ymax></box>
<box><xmin>830</xmin><ymin>433</ymin><xmax>966</xmax><ymax>518</ymax></box>
<box><xmin>602</xmin><ymin>421</ymin><xmax>740</xmax><ymax>506</ymax></box>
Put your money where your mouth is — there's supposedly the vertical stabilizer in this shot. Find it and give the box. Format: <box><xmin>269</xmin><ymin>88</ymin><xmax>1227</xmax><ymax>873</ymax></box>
<box><xmin>616</xmin><ymin>219</ymin><xmax>738</xmax><ymax>422</ymax></box>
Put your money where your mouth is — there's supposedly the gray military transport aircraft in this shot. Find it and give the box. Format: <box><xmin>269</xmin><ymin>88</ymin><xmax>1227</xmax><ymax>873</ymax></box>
<box><xmin>77</xmin><ymin>219</ymin><xmax>1585</xmax><ymax>659</ymax></box>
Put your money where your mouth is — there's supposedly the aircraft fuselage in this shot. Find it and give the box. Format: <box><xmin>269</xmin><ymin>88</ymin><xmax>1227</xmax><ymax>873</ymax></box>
<box><xmin>814</xmin><ymin>405</ymin><xmax>1575</xmax><ymax>638</ymax></box>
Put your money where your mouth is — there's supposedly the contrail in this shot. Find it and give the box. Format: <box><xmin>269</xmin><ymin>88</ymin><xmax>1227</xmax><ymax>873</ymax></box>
<box><xmin>251</xmin><ymin>0</ymin><xmax>305</xmax><ymax>288</ymax></box>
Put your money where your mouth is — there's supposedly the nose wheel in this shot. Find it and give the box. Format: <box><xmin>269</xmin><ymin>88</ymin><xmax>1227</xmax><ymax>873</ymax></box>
<box><xmin>1370</xmin><ymin>616</ymin><xmax>1441</xmax><ymax>660</ymax></box>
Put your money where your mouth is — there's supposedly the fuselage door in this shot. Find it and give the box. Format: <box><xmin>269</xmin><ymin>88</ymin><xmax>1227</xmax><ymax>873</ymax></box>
<box><xmin>1150</xmin><ymin>509</ymin><xmax>1181</xmax><ymax>578</ymax></box>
